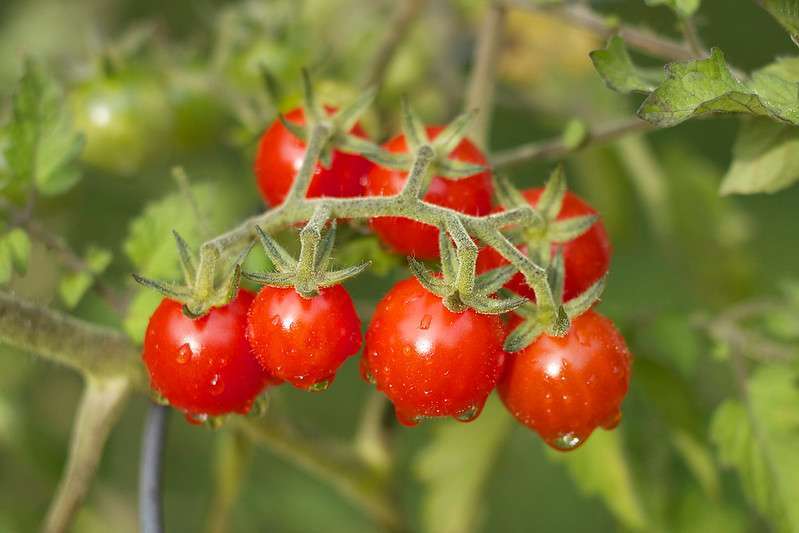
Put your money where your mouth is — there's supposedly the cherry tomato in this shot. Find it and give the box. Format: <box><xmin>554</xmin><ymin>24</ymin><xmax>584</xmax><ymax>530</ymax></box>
<box><xmin>477</xmin><ymin>189</ymin><xmax>610</xmax><ymax>302</ymax></box>
<box><xmin>365</xmin><ymin>127</ymin><xmax>494</xmax><ymax>259</ymax></box>
<box><xmin>254</xmin><ymin>107</ymin><xmax>373</xmax><ymax>206</ymax></box>
<box><xmin>362</xmin><ymin>277</ymin><xmax>506</xmax><ymax>425</ymax></box>
<box><xmin>246</xmin><ymin>284</ymin><xmax>362</xmax><ymax>390</ymax></box>
<box><xmin>142</xmin><ymin>289</ymin><xmax>269</xmax><ymax>419</ymax></box>
<box><xmin>69</xmin><ymin>72</ymin><xmax>171</xmax><ymax>175</ymax></box>
<box><xmin>498</xmin><ymin>310</ymin><xmax>631</xmax><ymax>451</ymax></box>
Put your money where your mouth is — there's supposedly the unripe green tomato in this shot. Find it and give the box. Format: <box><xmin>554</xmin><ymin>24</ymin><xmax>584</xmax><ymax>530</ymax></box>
<box><xmin>69</xmin><ymin>72</ymin><xmax>171</xmax><ymax>175</ymax></box>
<box><xmin>226</xmin><ymin>40</ymin><xmax>296</xmax><ymax>93</ymax></box>
<box><xmin>168</xmin><ymin>70</ymin><xmax>230</xmax><ymax>151</ymax></box>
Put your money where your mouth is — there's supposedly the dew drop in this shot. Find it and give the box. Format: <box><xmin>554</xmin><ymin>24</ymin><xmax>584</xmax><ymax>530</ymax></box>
<box><xmin>549</xmin><ymin>432</ymin><xmax>582</xmax><ymax>451</ymax></box>
<box><xmin>210</xmin><ymin>374</ymin><xmax>225</xmax><ymax>396</ymax></box>
<box><xmin>177</xmin><ymin>343</ymin><xmax>192</xmax><ymax>364</ymax></box>
<box><xmin>308</xmin><ymin>379</ymin><xmax>330</xmax><ymax>392</ymax></box>
<box><xmin>419</xmin><ymin>314</ymin><xmax>432</xmax><ymax>330</ymax></box>
<box><xmin>402</xmin><ymin>345</ymin><xmax>412</xmax><ymax>355</ymax></box>
<box><xmin>364</xmin><ymin>370</ymin><xmax>376</xmax><ymax>384</ymax></box>
<box><xmin>184</xmin><ymin>412</ymin><xmax>208</xmax><ymax>425</ymax></box>
<box><xmin>454</xmin><ymin>404</ymin><xmax>481</xmax><ymax>422</ymax></box>
<box><xmin>602</xmin><ymin>410</ymin><xmax>622</xmax><ymax>430</ymax></box>
<box><xmin>271</xmin><ymin>314</ymin><xmax>281</xmax><ymax>326</ymax></box>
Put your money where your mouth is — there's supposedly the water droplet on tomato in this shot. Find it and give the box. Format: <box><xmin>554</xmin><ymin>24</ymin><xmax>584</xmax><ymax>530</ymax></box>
<box><xmin>549</xmin><ymin>432</ymin><xmax>582</xmax><ymax>451</ymax></box>
<box><xmin>454</xmin><ymin>404</ymin><xmax>481</xmax><ymax>422</ymax></box>
<box><xmin>602</xmin><ymin>410</ymin><xmax>622</xmax><ymax>430</ymax></box>
<box><xmin>309</xmin><ymin>379</ymin><xmax>330</xmax><ymax>392</ymax></box>
<box><xmin>419</xmin><ymin>314</ymin><xmax>432</xmax><ymax>330</ymax></box>
<box><xmin>210</xmin><ymin>374</ymin><xmax>224</xmax><ymax>396</ymax></box>
<box><xmin>271</xmin><ymin>314</ymin><xmax>280</xmax><ymax>326</ymax></box>
<box><xmin>184</xmin><ymin>412</ymin><xmax>208</xmax><ymax>425</ymax></box>
<box><xmin>177</xmin><ymin>343</ymin><xmax>192</xmax><ymax>364</ymax></box>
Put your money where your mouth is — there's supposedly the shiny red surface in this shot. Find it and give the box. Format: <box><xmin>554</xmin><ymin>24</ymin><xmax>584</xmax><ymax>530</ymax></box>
<box><xmin>365</xmin><ymin>127</ymin><xmax>494</xmax><ymax>259</ymax></box>
<box><xmin>246</xmin><ymin>285</ymin><xmax>362</xmax><ymax>390</ymax></box>
<box><xmin>498</xmin><ymin>310</ymin><xmax>631</xmax><ymax>450</ymax></box>
<box><xmin>142</xmin><ymin>289</ymin><xmax>268</xmax><ymax>417</ymax></box>
<box><xmin>363</xmin><ymin>277</ymin><xmax>506</xmax><ymax>425</ymax></box>
<box><xmin>254</xmin><ymin>107</ymin><xmax>373</xmax><ymax>206</ymax></box>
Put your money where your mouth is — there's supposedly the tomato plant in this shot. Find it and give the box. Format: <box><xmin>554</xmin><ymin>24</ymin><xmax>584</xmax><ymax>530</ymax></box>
<box><xmin>2</xmin><ymin>2</ymin><xmax>799</xmax><ymax>533</ymax></box>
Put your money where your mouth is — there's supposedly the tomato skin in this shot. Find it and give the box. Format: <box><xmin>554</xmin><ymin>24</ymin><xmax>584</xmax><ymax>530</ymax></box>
<box><xmin>142</xmin><ymin>289</ymin><xmax>268</xmax><ymax>417</ymax></box>
<box><xmin>498</xmin><ymin>310</ymin><xmax>631</xmax><ymax>450</ymax></box>
<box><xmin>476</xmin><ymin>189</ymin><xmax>611</xmax><ymax>302</ymax></box>
<box><xmin>254</xmin><ymin>107</ymin><xmax>373</xmax><ymax>206</ymax></box>
<box><xmin>363</xmin><ymin>277</ymin><xmax>506</xmax><ymax>425</ymax></box>
<box><xmin>365</xmin><ymin>127</ymin><xmax>494</xmax><ymax>259</ymax></box>
<box><xmin>246</xmin><ymin>285</ymin><xmax>362</xmax><ymax>390</ymax></box>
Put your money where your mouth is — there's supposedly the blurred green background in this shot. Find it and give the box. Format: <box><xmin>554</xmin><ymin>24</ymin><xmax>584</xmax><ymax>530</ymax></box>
<box><xmin>1</xmin><ymin>0</ymin><xmax>798</xmax><ymax>532</ymax></box>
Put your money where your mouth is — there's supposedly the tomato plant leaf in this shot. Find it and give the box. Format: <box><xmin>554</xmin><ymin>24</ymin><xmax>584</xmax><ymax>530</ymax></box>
<box><xmin>590</xmin><ymin>36</ymin><xmax>662</xmax><ymax>94</ymax></box>
<box><xmin>414</xmin><ymin>397</ymin><xmax>512</xmax><ymax>533</ymax></box>
<box><xmin>5</xmin><ymin>59</ymin><xmax>84</xmax><ymax>197</ymax></box>
<box><xmin>710</xmin><ymin>364</ymin><xmax>799</xmax><ymax>533</ymax></box>
<box><xmin>638</xmin><ymin>49</ymin><xmax>799</xmax><ymax>127</ymax></box>
<box><xmin>58</xmin><ymin>245</ymin><xmax>112</xmax><ymax>309</ymax></box>
<box><xmin>721</xmin><ymin>118</ymin><xmax>799</xmax><ymax>195</ymax></box>
<box><xmin>122</xmin><ymin>180</ymin><xmax>251</xmax><ymax>341</ymax></box>
<box><xmin>549</xmin><ymin>430</ymin><xmax>649</xmax><ymax>531</ymax></box>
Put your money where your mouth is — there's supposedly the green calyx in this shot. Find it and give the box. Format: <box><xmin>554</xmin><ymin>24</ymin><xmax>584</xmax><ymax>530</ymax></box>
<box><xmin>133</xmin><ymin>230</ymin><xmax>250</xmax><ymax>318</ymax></box>
<box><xmin>243</xmin><ymin>217</ymin><xmax>370</xmax><ymax>298</ymax></box>
<box><xmin>503</xmin><ymin>248</ymin><xmax>608</xmax><ymax>353</ymax></box>
<box><xmin>279</xmin><ymin>69</ymin><xmax>379</xmax><ymax>168</ymax></box>
<box><xmin>409</xmin><ymin>228</ymin><xmax>526</xmax><ymax>315</ymax></box>
<box><xmin>495</xmin><ymin>165</ymin><xmax>599</xmax><ymax>268</ymax></box>
<box><xmin>362</xmin><ymin>100</ymin><xmax>488</xmax><ymax>182</ymax></box>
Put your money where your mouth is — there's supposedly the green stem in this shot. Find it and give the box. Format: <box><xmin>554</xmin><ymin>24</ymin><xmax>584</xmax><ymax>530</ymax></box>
<box><xmin>42</xmin><ymin>377</ymin><xmax>131</xmax><ymax>533</ymax></box>
<box><xmin>0</xmin><ymin>291</ymin><xmax>146</xmax><ymax>386</ymax></box>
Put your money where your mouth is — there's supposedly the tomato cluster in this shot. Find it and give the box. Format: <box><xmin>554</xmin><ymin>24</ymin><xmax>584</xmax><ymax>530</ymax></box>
<box><xmin>141</xmin><ymin>108</ymin><xmax>631</xmax><ymax>450</ymax></box>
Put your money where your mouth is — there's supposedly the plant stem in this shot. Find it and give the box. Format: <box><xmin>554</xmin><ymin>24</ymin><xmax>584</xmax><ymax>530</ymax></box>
<box><xmin>465</xmin><ymin>1</ymin><xmax>506</xmax><ymax>149</ymax></box>
<box><xmin>354</xmin><ymin>391</ymin><xmax>395</xmax><ymax>475</ymax></box>
<box><xmin>140</xmin><ymin>403</ymin><xmax>170</xmax><ymax>533</ymax></box>
<box><xmin>491</xmin><ymin>116</ymin><xmax>654</xmax><ymax>167</ymax></box>
<box><xmin>509</xmin><ymin>1</ymin><xmax>695</xmax><ymax>61</ymax></box>
<box><xmin>362</xmin><ymin>0</ymin><xmax>429</xmax><ymax>89</ymax></box>
<box><xmin>41</xmin><ymin>377</ymin><xmax>131</xmax><ymax>533</ymax></box>
<box><xmin>0</xmin><ymin>291</ymin><xmax>146</xmax><ymax>386</ymax></box>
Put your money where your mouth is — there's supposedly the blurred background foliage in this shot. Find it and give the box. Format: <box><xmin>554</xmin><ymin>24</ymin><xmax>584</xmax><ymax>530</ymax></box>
<box><xmin>1</xmin><ymin>0</ymin><xmax>798</xmax><ymax>532</ymax></box>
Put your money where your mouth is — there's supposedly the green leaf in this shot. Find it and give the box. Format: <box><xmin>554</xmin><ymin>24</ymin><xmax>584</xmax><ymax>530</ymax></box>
<box><xmin>638</xmin><ymin>49</ymin><xmax>799</xmax><ymax>127</ymax></box>
<box><xmin>560</xmin><ymin>119</ymin><xmax>588</xmax><ymax>150</ymax></box>
<box><xmin>414</xmin><ymin>397</ymin><xmax>512</xmax><ymax>533</ymax></box>
<box><xmin>644</xmin><ymin>0</ymin><xmax>700</xmax><ymax>16</ymax></box>
<box><xmin>710</xmin><ymin>364</ymin><xmax>799</xmax><ymax>532</ymax></box>
<box><xmin>123</xmin><ymin>180</ymin><xmax>251</xmax><ymax>342</ymax></box>
<box><xmin>590</xmin><ymin>36</ymin><xmax>662</xmax><ymax>94</ymax></box>
<box><xmin>757</xmin><ymin>0</ymin><xmax>799</xmax><ymax>39</ymax></box>
<box><xmin>5</xmin><ymin>59</ymin><xmax>83</xmax><ymax>197</ymax></box>
<box><xmin>0</xmin><ymin>228</ymin><xmax>32</xmax><ymax>284</ymax></box>
<box><xmin>721</xmin><ymin>118</ymin><xmax>799</xmax><ymax>195</ymax></box>
<box><xmin>58</xmin><ymin>246</ymin><xmax>112</xmax><ymax>309</ymax></box>
<box><xmin>550</xmin><ymin>430</ymin><xmax>648</xmax><ymax>531</ymax></box>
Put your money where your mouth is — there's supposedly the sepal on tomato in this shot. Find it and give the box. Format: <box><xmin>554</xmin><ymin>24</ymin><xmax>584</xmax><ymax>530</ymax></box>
<box><xmin>132</xmin><ymin>231</ymin><xmax>251</xmax><ymax>318</ymax></box>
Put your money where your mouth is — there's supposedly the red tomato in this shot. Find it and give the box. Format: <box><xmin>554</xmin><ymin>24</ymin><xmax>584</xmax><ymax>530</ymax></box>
<box><xmin>254</xmin><ymin>107</ymin><xmax>373</xmax><ymax>206</ymax></box>
<box><xmin>365</xmin><ymin>127</ymin><xmax>494</xmax><ymax>259</ymax></box>
<box><xmin>477</xmin><ymin>189</ymin><xmax>610</xmax><ymax>302</ymax></box>
<box><xmin>246</xmin><ymin>285</ymin><xmax>362</xmax><ymax>390</ymax></box>
<box><xmin>142</xmin><ymin>289</ymin><xmax>269</xmax><ymax>419</ymax></box>
<box><xmin>498</xmin><ymin>310</ymin><xmax>631</xmax><ymax>451</ymax></box>
<box><xmin>362</xmin><ymin>277</ymin><xmax>506</xmax><ymax>425</ymax></box>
